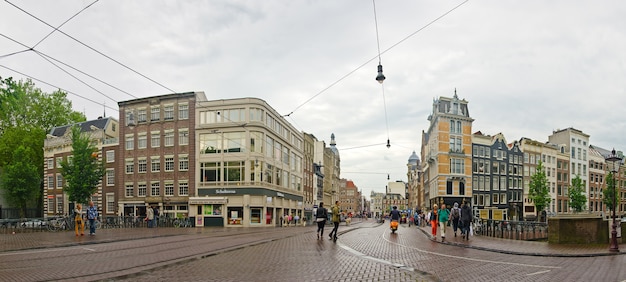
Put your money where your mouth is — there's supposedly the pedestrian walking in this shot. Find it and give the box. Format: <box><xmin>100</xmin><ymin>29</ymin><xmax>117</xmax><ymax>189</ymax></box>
<box><xmin>328</xmin><ymin>201</ymin><xmax>340</xmax><ymax>241</ymax></box>
<box><xmin>74</xmin><ymin>204</ymin><xmax>85</xmax><ymax>236</ymax></box>
<box><xmin>153</xmin><ymin>206</ymin><xmax>159</xmax><ymax>227</ymax></box>
<box><xmin>315</xmin><ymin>202</ymin><xmax>328</xmax><ymax>240</ymax></box>
<box><xmin>450</xmin><ymin>202</ymin><xmax>461</xmax><ymax>237</ymax></box>
<box><xmin>460</xmin><ymin>201</ymin><xmax>473</xmax><ymax>240</ymax></box>
<box><xmin>147</xmin><ymin>206</ymin><xmax>154</xmax><ymax>228</ymax></box>
<box><xmin>87</xmin><ymin>201</ymin><xmax>98</xmax><ymax>236</ymax></box>
<box><xmin>294</xmin><ymin>214</ymin><xmax>300</xmax><ymax>226</ymax></box>
<box><xmin>429</xmin><ymin>204</ymin><xmax>438</xmax><ymax>238</ymax></box>
<box><xmin>438</xmin><ymin>203</ymin><xmax>450</xmax><ymax>241</ymax></box>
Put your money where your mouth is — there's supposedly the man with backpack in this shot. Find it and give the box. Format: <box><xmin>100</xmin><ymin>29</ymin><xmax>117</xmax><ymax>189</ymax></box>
<box><xmin>450</xmin><ymin>202</ymin><xmax>461</xmax><ymax>237</ymax></box>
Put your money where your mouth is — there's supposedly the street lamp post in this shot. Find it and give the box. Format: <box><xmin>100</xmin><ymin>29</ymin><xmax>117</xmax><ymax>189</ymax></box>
<box><xmin>605</xmin><ymin>148</ymin><xmax>622</xmax><ymax>252</ymax></box>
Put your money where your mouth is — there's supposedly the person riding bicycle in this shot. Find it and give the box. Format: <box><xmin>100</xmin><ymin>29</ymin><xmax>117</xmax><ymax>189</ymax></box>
<box><xmin>389</xmin><ymin>206</ymin><xmax>401</xmax><ymax>222</ymax></box>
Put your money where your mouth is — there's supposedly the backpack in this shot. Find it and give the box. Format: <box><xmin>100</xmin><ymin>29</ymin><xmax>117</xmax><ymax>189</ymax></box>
<box><xmin>451</xmin><ymin>208</ymin><xmax>460</xmax><ymax>219</ymax></box>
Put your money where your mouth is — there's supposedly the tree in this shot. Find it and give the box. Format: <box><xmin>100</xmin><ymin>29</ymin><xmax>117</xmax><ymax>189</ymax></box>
<box><xmin>0</xmin><ymin>146</ymin><xmax>41</xmax><ymax>217</ymax></box>
<box><xmin>568</xmin><ymin>174</ymin><xmax>587</xmax><ymax>213</ymax></box>
<box><xmin>60</xmin><ymin>126</ymin><xmax>104</xmax><ymax>204</ymax></box>
<box><xmin>0</xmin><ymin>76</ymin><xmax>86</xmax><ymax>213</ymax></box>
<box><xmin>529</xmin><ymin>160</ymin><xmax>550</xmax><ymax>221</ymax></box>
<box><xmin>603</xmin><ymin>172</ymin><xmax>618</xmax><ymax>212</ymax></box>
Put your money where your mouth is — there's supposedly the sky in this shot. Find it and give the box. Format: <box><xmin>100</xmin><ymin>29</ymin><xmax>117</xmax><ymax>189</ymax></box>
<box><xmin>2</xmin><ymin>1</ymin><xmax>626</xmax><ymax>199</ymax></box>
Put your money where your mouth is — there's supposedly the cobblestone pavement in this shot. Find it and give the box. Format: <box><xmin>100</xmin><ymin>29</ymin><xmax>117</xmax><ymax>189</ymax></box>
<box><xmin>1</xmin><ymin>220</ymin><xmax>626</xmax><ymax>281</ymax></box>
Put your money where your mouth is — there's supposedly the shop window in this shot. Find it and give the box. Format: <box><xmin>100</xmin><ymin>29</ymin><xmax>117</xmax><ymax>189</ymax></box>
<box><xmin>227</xmin><ymin>207</ymin><xmax>243</xmax><ymax>225</ymax></box>
<box><xmin>250</xmin><ymin>208</ymin><xmax>262</xmax><ymax>224</ymax></box>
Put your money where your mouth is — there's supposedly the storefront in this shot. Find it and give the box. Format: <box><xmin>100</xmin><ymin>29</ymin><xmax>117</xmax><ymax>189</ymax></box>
<box><xmin>192</xmin><ymin>188</ymin><xmax>303</xmax><ymax>227</ymax></box>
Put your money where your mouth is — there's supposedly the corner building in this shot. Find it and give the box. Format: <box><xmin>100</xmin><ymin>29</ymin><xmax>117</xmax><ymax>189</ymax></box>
<box><xmin>421</xmin><ymin>91</ymin><xmax>474</xmax><ymax>209</ymax></box>
<box><xmin>194</xmin><ymin>97</ymin><xmax>304</xmax><ymax>227</ymax></box>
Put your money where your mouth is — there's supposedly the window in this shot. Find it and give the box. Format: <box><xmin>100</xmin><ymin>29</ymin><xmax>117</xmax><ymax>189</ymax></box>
<box><xmin>224</xmin><ymin>132</ymin><xmax>245</xmax><ymax>153</ymax></box>
<box><xmin>501</xmin><ymin>193</ymin><xmax>507</xmax><ymax>204</ymax></box>
<box><xmin>106</xmin><ymin>169</ymin><xmax>115</xmax><ymax>186</ymax></box>
<box><xmin>200</xmin><ymin>162</ymin><xmax>221</xmax><ymax>183</ymax></box>
<box><xmin>47</xmin><ymin>158</ymin><xmax>54</xmax><ymax>169</ymax></box>
<box><xmin>179</xmin><ymin>182</ymin><xmax>189</xmax><ymax>196</ymax></box>
<box><xmin>125</xmin><ymin>135</ymin><xmax>134</xmax><ymax>150</ymax></box>
<box><xmin>150</xmin><ymin>106</ymin><xmax>160</xmax><ymax>121</ymax></box>
<box><xmin>250</xmin><ymin>108</ymin><xmax>263</xmax><ymax>121</ymax></box>
<box><xmin>48</xmin><ymin>198</ymin><xmax>55</xmax><ymax>214</ymax></box>
<box><xmin>126</xmin><ymin>159</ymin><xmax>134</xmax><ymax>174</ymax></box>
<box><xmin>265</xmin><ymin>136</ymin><xmax>274</xmax><ymax>158</ymax></box>
<box><xmin>137</xmin><ymin>108</ymin><xmax>147</xmax><ymax>122</ymax></box>
<box><xmin>138</xmin><ymin>159</ymin><xmax>147</xmax><ymax>173</ymax></box>
<box><xmin>151</xmin><ymin>132</ymin><xmax>160</xmax><ymax>148</ymax></box>
<box><xmin>179</xmin><ymin>104</ymin><xmax>189</xmax><ymax>120</ymax></box>
<box><xmin>179</xmin><ymin>155</ymin><xmax>189</xmax><ymax>171</ymax></box>
<box><xmin>138</xmin><ymin>134</ymin><xmax>147</xmax><ymax>149</ymax></box>
<box><xmin>56</xmin><ymin>196</ymin><xmax>63</xmax><ymax>214</ymax></box>
<box><xmin>164</xmin><ymin>131</ymin><xmax>174</xmax><ymax>147</ymax></box>
<box><xmin>165</xmin><ymin>156</ymin><xmax>174</xmax><ymax>171</ymax></box>
<box><xmin>165</xmin><ymin>183</ymin><xmax>174</xmax><ymax>196</ymax></box>
<box><xmin>179</xmin><ymin>130</ymin><xmax>188</xmax><ymax>145</ymax></box>
<box><xmin>493</xmin><ymin>193</ymin><xmax>499</xmax><ymax>204</ymax></box>
<box><xmin>106</xmin><ymin>194</ymin><xmax>115</xmax><ymax>213</ymax></box>
<box><xmin>446</xmin><ymin>181</ymin><xmax>453</xmax><ymax>194</ymax></box>
<box><xmin>223</xmin><ymin>108</ymin><xmax>245</xmax><ymax>122</ymax></box>
<box><xmin>56</xmin><ymin>157</ymin><xmax>62</xmax><ymax>168</ymax></box>
<box><xmin>151</xmin><ymin>157</ymin><xmax>160</xmax><ymax>172</ymax></box>
<box><xmin>125</xmin><ymin>184</ymin><xmax>134</xmax><ymax>197</ymax></box>
<box><xmin>459</xmin><ymin>181</ymin><xmax>465</xmax><ymax>195</ymax></box>
<box><xmin>450</xmin><ymin>158</ymin><xmax>464</xmax><ymax>174</ymax></box>
<box><xmin>200</xmin><ymin>133</ymin><xmax>220</xmax><ymax>154</ymax></box>
<box><xmin>47</xmin><ymin>175</ymin><xmax>54</xmax><ymax>189</ymax></box>
<box><xmin>106</xmin><ymin>151</ymin><xmax>115</xmax><ymax>163</ymax></box>
<box><xmin>249</xmin><ymin>131</ymin><xmax>262</xmax><ymax>153</ymax></box>
<box><xmin>164</xmin><ymin>105</ymin><xmax>174</xmax><ymax>120</ymax></box>
<box><xmin>138</xmin><ymin>184</ymin><xmax>147</xmax><ymax>197</ymax></box>
<box><xmin>225</xmin><ymin>161</ymin><xmax>244</xmax><ymax>182</ymax></box>
<box><xmin>449</xmin><ymin>137</ymin><xmax>462</xmax><ymax>152</ymax></box>
<box><xmin>151</xmin><ymin>182</ymin><xmax>160</xmax><ymax>196</ymax></box>
<box><xmin>56</xmin><ymin>173</ymin><xmax>63</xmax><ymax>188</ymax></box>
<box><xmin>199</xmin><ymin>110</ymin><xmax>219</xmax><ymax>124</ymax></box>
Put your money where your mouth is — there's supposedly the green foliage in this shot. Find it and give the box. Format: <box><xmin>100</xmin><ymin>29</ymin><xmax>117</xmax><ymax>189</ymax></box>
<box><xmin>0</xmin><ymin>76</ymin><xmax>86</xmax><ymax>211</ymax></box>
<box><xmin>568</xmin><ymin>175</ymin><xmax>587</xmax><ymax>212</ymax></box>
<box><xmin>603</xmin><ymin>172</ymin><xmax>619</xmax><ymax>211</ymax></box>
<box><xmin>0</xmin><ymin>146</ymin><xmax>41</xmax><ymax>217</ymax></box>
<box><xmin>529</xmin><ymin>161</ymin><xmax>550</xmax><ymax>220</ymax></box>
<box><xmin>60</xmin><ymin>126</ymin><xmax>105</xmax><ymax>204</ymax></box>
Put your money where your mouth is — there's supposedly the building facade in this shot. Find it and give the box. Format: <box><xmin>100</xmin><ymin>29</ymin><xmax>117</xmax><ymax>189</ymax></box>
<box><xmin>421</xmin><ymin>91</ymin><xmax>474</xmax><ymax>209</ymax></box>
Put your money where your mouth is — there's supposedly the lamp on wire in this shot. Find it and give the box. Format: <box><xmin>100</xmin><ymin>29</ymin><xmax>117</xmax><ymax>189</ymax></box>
<box><xmin>376</xmin><ymin>64</ymin><xmax>386</xmax><ymax>84</ymax></box>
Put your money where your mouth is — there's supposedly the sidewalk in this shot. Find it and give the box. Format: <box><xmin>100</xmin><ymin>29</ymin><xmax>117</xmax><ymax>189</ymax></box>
<box><xmin>416</xmin><ymin>223</ymin><xmax>626</xmax><ymax>257</ymax></box>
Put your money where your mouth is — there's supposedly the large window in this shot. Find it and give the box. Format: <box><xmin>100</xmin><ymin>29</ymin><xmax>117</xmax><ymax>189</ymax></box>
<box><xmin>200</xmin><ymin>133</ymin><xmax>220</xmax><ymax>154</ymax></box>
<box><xmin>106</xmin><ymin>194</ymin><xmax>115</xmax><ymax>213</ymax></box>
<box><xmin>223</xmin><ymin>108</ymin><xmax>245</xmax><ymax>122</ymax></box>
<box><xmin>199</xmin><ymin>110</ymin><xmax>219</xmax><ymax>124</ymax></box>
<box><xmin>250</xmin><ymin>108</ymin><xmax>263</xmax><ymax>122</ymax></box>
<box><xmin>200</xmin><ymin>162</ymin><xmax>221</xmax><ymax>183</ymax></box>
<box><xmin>225</xmin><ymin>161</ymin><xmax>244</xmax><ymax>182</ymax></box>
<box><xmin>450</xmin><ymin>158</ymin><xmax>464</xmax><ymax>174</ymax></box>
<box><xmin>449</xmin><ymin>137</ymin><xmax>462</xmax><ymax>152</ymax></box>
<box><xmin>224</xmin><ymin>132</ymin><xmax>245</xmax><ymax>153</ymax></box>
<box><xmin>47</xmin><ymin>175</ymin><xmax>54</xmax><ymax>189</ymax></box>
<box><xmin>106</xmin><ymin>151</ymin><xmax>115</xmax><ymax>163</ymax></box>
<box><xmin>56</xmin><ymin>173</ymin><xmax>63</xmax><ymax>188</ymax></box>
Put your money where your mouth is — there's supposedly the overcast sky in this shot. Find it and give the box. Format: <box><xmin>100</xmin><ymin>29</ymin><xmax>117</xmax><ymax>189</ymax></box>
<box><xmin>2</xmin><ymin>1</ymin><xmax>626</xmax><ymax>199</ymax></box>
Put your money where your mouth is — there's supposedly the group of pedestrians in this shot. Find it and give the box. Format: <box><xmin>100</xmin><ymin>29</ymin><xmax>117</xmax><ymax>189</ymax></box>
<box><xmin>315</xmin><ymin>201</ymin><xmax>341</xmax><ymax>241</ymax></box>
<box><xmin>73</xmin><ymin>201</ymin><xmax>99</xmax><ymax>236</ymax></box>
<box><xmin>428</xmin><ymin>201</ymin><xmax>473</xmax><ymax>241</ymax></box>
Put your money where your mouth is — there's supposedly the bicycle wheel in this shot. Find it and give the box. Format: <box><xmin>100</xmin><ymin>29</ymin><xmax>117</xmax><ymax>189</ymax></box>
<box><xmin>173</xmin><ymin>219</ymin><xmax>181</xmax><ymax>228</ymax></box>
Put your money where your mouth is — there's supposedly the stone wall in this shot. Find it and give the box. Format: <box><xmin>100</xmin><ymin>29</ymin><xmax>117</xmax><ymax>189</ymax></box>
<box><xmin>548</xmin><ymin>215</ymin><xmax>625</xmax><ymax>244</ymax></box>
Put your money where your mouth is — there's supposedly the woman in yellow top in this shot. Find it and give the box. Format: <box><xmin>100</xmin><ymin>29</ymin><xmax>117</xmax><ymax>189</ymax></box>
<box><xmin>74</xmin><ymin>204</ymin><xmax>84</xmax><ymax>236</ymax></box>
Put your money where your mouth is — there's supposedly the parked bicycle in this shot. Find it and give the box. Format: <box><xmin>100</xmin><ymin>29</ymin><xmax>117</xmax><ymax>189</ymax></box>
<box><xmin>173</xmin><ymin>217</ymin><xmax>192</xmax><ymax>228</ymax></box>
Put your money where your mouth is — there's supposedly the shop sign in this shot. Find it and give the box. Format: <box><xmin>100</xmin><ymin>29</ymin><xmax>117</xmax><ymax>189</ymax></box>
<box><xmin>216</xmin><ymin>189</ymin><xmax>236</xmax><ymax>194</ymax></box>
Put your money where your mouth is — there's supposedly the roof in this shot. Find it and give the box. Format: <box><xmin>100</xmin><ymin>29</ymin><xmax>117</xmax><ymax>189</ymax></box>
<box><xmin>49</xmin><ymin>117</ymin><xmax>112</xmax><ymax>137</ymax></box>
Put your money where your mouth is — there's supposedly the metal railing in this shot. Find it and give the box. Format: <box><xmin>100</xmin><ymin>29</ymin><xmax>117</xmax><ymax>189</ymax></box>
<box><xmin>474</xmin><ymin>219</ymin><xmax>548</xmax><ymax>241</ymax></box>
<box><xmin>0</xmin><ymin>216</ymin><xmax>193</xmax><ymax>234</ymax></box>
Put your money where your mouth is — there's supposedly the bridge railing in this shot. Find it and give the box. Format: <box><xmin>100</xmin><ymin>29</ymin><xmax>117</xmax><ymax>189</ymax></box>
<box><xmin>474</xmin><ymin>218</ymin><xmax>548</xmax><ymax>241</ymax></box>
